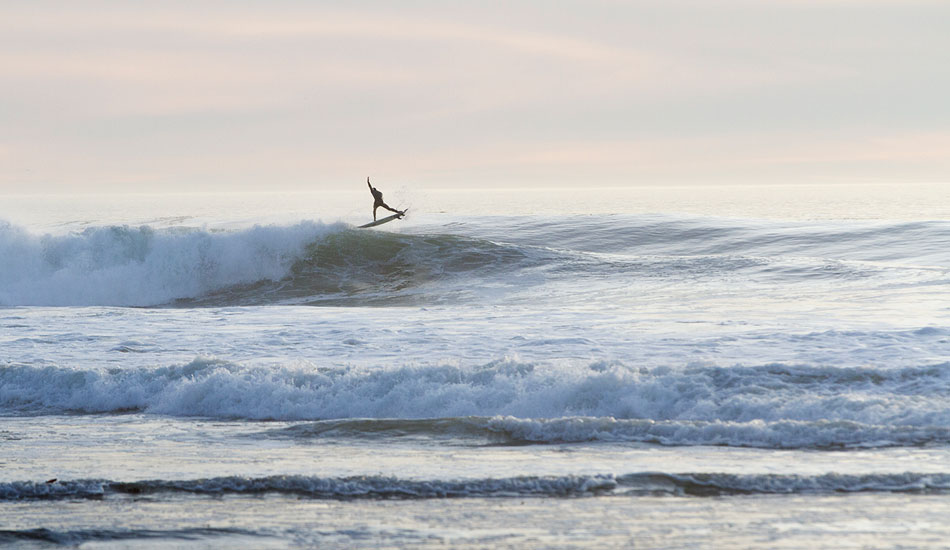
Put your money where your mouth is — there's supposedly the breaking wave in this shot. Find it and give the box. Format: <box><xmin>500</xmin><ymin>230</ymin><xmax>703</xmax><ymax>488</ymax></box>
<box><xmin>0</xmin><ymin>219</ymin><xmax>549</xmax><ymax>307</ymax></box>
<box><xmin>0</xmin><ymin>220</ymin><xmax>334</xmax><ymax>306</ymax></box>
<box><xmin>3</xmin><ymin>358</ymin><xmax>950</xmax><ymax>449</ymax></box>
<box><xmin>1</xmin><ymin>215</ymin><xmax>947</xmax><ymax>307</ymax></box>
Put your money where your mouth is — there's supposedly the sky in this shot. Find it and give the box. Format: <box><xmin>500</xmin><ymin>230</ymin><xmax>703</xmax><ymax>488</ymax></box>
<box><xmin>1</xmin><ymin>0</ymin><xmax>948</xmax><ymax>193</ymax></box>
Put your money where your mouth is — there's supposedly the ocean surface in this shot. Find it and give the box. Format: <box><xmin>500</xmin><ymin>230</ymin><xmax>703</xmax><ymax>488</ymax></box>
<box><xmin>2</xmin><ymin>184</ymin><xmax>949</xmax><ymax>549</ymax></box>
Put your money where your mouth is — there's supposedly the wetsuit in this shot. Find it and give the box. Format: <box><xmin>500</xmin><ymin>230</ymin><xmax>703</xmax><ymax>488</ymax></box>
<box><xmin>367</xmin><ymin>177</ymin><xmax>402</xmax><ymax>221</ymax></box>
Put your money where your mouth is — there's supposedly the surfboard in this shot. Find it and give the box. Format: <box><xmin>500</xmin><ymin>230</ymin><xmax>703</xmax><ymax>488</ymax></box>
<box><xmin>358</xmin><ymin>209</ymin><xmax>407</xmax><ymax>229</ymax></box>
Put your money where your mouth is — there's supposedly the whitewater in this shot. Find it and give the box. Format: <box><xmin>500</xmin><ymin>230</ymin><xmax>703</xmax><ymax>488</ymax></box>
<box><xmin>2</xmin><ymin>186</ymin><xmax>950</xmax><ymax>549</ymax></box>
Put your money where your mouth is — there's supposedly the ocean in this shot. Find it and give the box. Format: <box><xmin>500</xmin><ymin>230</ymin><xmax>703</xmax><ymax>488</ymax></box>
<box><xmin>2</xmin><ymin>184</ymin><xmax>949</xmax><ymax>549</ymax></box>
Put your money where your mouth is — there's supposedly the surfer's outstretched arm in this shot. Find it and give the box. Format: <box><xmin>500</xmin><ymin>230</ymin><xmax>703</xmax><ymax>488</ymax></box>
<box><xmin>367</xmin><ymin>177</ymin><xmax>373</xmax><ymax>191</ymax></box>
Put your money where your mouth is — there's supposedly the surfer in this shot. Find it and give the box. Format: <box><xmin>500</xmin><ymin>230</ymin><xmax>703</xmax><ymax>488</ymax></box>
<box><xmin>367</xmin><ymin>177</ymin><xmax>404</xmax><ymax>221</ymax></box>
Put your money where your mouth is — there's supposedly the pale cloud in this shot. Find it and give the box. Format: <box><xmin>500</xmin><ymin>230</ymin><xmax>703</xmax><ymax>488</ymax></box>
<box><xmin>0</xmin><ymin>6</ymin><xmax>640</xmax><ymax>64</ymax></box>
<box><xmin>0</xmin><ymin>1</ymin><xmax>947</xmax><ymax>191</ymax></box>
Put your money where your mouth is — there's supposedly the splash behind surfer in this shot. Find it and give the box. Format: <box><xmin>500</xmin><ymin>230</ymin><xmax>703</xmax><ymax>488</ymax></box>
<box><xmin>367</xmin><ymin>177</ymin><xmax>405</xmax><ymax>221</ymax></box>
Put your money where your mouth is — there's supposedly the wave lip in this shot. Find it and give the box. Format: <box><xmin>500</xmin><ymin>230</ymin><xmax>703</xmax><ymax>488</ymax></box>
<box><xmin>4</xmin><ymin>473</ymin><xmax>950</xmax><ymax>501</ymax></box>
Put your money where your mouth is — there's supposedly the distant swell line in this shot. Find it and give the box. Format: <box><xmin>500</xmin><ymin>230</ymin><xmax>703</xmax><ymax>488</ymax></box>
<box><xmin>4</xmin><ymin>473</ymin><xmax>950</xmax><ymax>501</ymax></box>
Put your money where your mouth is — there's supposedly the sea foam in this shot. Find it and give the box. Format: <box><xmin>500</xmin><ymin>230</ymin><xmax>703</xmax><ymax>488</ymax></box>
<box><xmin>3</xmin><ymin>358</ymin><xmax>949</xmax><ymax>448</ymax></box>
<box><xmin>0</xmin><ymin>220</ymin><xmax>335</xmax><ymax>306</ymax></box>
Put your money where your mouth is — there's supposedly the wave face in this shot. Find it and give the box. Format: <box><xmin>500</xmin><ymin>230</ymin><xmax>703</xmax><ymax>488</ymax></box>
<box><xmin>4</xmin><ymin>358</ymin><xmax>950</xmax><ymax>449</ymax></box>
<box><xmin>187</xmin><ymin>227</ymin><xmax>548</xmax><ymax>307</ymax></box>
<box><xmin>4</xmin><ymin>472</ymin><xmax>949</xmax><ymax>502</ymax></box>
<box><xmin>0</xmin><ymin>219</ymin><xmax>551</xmax><ymax>307</ymax></box>
<box><xmin>1</xmin><ymin>216</ymin><xmax>948</xmax><ymax>307</ymax></box>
